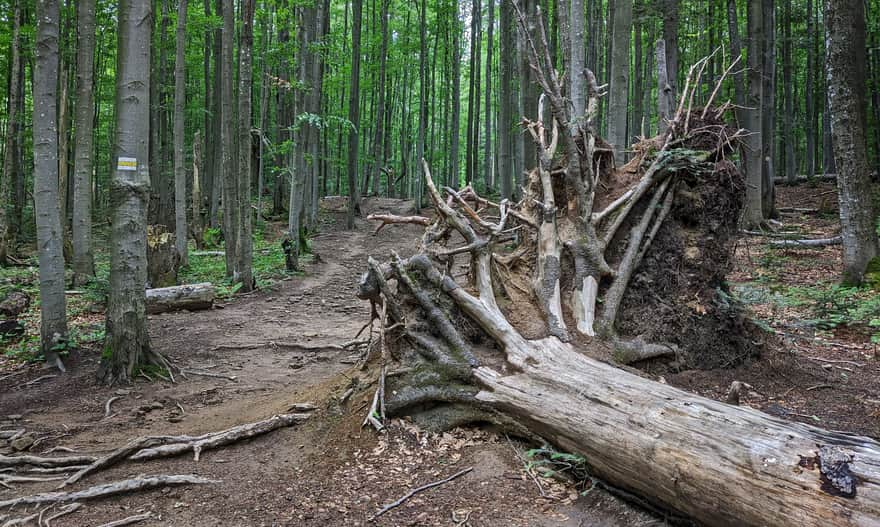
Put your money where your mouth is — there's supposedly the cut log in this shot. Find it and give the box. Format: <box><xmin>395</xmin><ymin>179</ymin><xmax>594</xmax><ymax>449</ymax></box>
<box><xmin>145</xmin><ymin>283</ymin><xmax>215</xmax><ymax>314</ymax></box>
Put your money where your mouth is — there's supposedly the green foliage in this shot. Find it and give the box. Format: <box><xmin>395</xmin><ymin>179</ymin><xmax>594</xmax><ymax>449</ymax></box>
<box><xmin>525</xmin><ymin>445</ymin><xmax>592</xmax><ymax>487</ymax></box>
<box><xmin>785</xmin><ymin>284</ymin><xmax>880</xmax><ymax>341</ymax></box>
<box><xmin>202</xmin><ymin>227</ymin><xmax>223</xmax><ymax>249</ymax></box>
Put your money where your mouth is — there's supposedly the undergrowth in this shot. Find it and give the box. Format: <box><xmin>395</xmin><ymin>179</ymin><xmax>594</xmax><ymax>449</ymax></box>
<box><xmin>784</xmin><ymin>284</ymin><xmax>880</xmax><ymax>343</ymax></box>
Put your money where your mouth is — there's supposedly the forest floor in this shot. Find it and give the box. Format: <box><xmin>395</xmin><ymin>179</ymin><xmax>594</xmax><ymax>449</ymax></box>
<box><xmin>1</xmin><ymin>183</ymin><xmax>878</xmax><ymax>526</ymax></box>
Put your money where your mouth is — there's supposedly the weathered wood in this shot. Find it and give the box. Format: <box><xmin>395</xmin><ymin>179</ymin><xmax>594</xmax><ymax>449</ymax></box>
<box><xmin>472</xmin><ymin>336</ymin><xmax>880</xmax><ymax>527</ymax></box>
<box><xmin>146</xmin><ymin>225</ymin><xmax>180</xmax><ymax>288</ymax></box>
<box><xmin>145</xmin><ymin>282</ymin><xmax>215</xmax><ymax>314</ymax></box>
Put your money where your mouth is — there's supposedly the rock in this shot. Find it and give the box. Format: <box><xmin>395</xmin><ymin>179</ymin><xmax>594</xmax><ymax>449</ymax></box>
<box><xmin>150</xmin><ymin>401</ymin><xmax>165</xmax><ymax>410</ymax></box>
<box><xmin>6</xmin><ymin>414</ymin><xmax>22</xmax><ymax>421</ymax></box>
<box><xmin>0</xmin><ymin>291</ymin><xmax>30</xmax><ymax>318</ymax></box>
<box><xmin>10</xmin><ymin>433</ymin><xmax>35</xmax><ymax>451</ymax></box>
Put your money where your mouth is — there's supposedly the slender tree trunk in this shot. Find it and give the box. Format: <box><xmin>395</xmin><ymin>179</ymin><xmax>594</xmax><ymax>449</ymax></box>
<box><xmin>72</xmin><ymin>0</ymin><xmax>97</xmax><ymax>284</ymax></box>
<box><xmin>157</xmin><ymin>0</ymin><xmax>172</xmax><ymax>227</ymax></box>
<box><xmin>465</xmin><ymin>0</ymin><xmax>478</xmax><ymax>187</ymax></box>
<box><xmin>483</xmin><ymin>0</ymin><xmax>495</xmax><ymax>191</ymax></box>
<box><xmin>499</xmin><ymin>0</ymin><xmax>515</xmax><ymax>199</ymax></box>
<box><xmin>202</xmin><ymin>0</ymin><xmax>212</xmax><ymax>230</ymax></box>
<box><xmin>826</xmin><ymin>0</ymin><xmax>880</xmax><ymax>283</ymax></box>
<box><xmin>209</xmin><ymin>0</ymin><xmax>222</xmax><ymax>226</ymax></box>
<box><xmin>570</xmin><ymin>0</ymin><xmax>586</xmax><ymax>120</ymax></box>
<box><xmin>743</xmin><ymin>0</ymin><xmax>764</xmax><ymax>227</ymax></box>
<box><xmin>0</xmin><ymin>0</ymin><xmax>22</xmax><ymax>266</ymax></box>
<box><xmin>450</xmin><ymin>11</ymin><xmax>462</xmax><ymax>190</ymax></box>
<box><xmin>631</xmin><ymin>1</ymin><xmax>643</xmax><ymax>141</ymax></box>
<box><xmin>822</xmin><ymin>0</ymin><xmax>836</xmax><ymax>175</ymax></box>
<box><xmin>656</xmin><ymin>39</ymin><xmax>672</xmax><ymax>134</ymax></box>
<box><xmin>172</xmin><ymin>0</ymin><xmax>188</xmax><ymax>267</ymax></box>
<box><xmin>805</xmin><ymin>0</ymin><xmax>816</xmax><ymax>177</ymax></box>
<box><xmin>221</xmin><ymin>0</ymin><xmax>237</xmax><ymax>276</ymax></box>
<box><xmin>34</xmin><ymin>0</ymin><xmax>68</xmax><ymax>370</ymax></box>
<box><xmin>192</xmin><ymin>130</ymin><xmax>203</xmax><ymax>247</ymax></box>
<box><xmin>608</xmin><ymin>0</ymin><xmax>632</xmax><ymax>164</ymax></box>
<box><xmin>57</xmin><ymin>33</ymin><xmax>71</xmax><ymax>238</ymax></box>
<box><xmin>761</xmin><ymin>0</ymin><xmax>776</xmax><ymax>217</ymax></box>
<box><xmin>782</xmin><ymin>0</ymin><xmax>796</xmax><ymax>184</ymax></box>
<box><xmin>415</xmin><ymin>0</ymin><xmax>428</xmax><ymax>212</ymax></box>
<box><xmin>663</xmin><ymin>0</ymin><xmax>679</xmax><ymax>101</ymax></box>
<box><xmin>237</xmin><ymin>0</ymin><xmax>255</xmax><ymax>291</ymax></box>
<box><xmin>101</xmin><ymin>0</ymin><xmax>169</xmax><ymax>385</ymax></box>
<box><xmin>346</xmin><ymin>0</ymin><xmax>363</xmax><ymax>228</ymax></box>
<box><xmin>472</xmin><ymin>0</ymin><xmax>482</xmax><ymax>188</ymax></box>
<box><xmin>370</xmin><ymin>0</ymin><xmax>390</xmax><ymax>196</ymax></box>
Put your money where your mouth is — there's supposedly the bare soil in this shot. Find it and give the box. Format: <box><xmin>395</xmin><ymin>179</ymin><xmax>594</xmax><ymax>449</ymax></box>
<box><xmin>1</xmin><ymin>187</ymin><xmax>876</xmax><ymax>526</ymax></box>
<box><xmin>0</xmin><ymin>198</ymin><xmax>657</xmax><ymax>526</ymax></box>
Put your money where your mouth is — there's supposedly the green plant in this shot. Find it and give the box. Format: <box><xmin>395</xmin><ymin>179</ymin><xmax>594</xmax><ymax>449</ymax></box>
<box><xmin>785</xmin><ymin>284</ymin><xmax>880</xmax><ymax>341</ymax></box>
<box><xmin>525</xmin><ymin>445</ymin><xmax>592</xmax><ymax>487</ymax></box>
<box><xmin>202</xmin><ymin>227</ymin><xmax>223</xmax><ymax>249</ymax></box>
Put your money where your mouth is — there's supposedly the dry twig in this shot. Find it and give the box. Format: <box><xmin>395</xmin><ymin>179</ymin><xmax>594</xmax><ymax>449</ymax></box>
<box><xmin>369</xmin><ymin>467</ymin><xmax>473</xmax><ymax>521</ymax></box>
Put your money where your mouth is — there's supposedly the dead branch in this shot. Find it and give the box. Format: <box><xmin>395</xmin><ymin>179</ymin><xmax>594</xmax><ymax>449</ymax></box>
<box><xmin>369</xmin><ymin>467</ymin><xmax>473</xmax><ymax>521</ymax></box>
<box><xmin>104</xmin><ymin>396</ymin><xmax>124</xmax><ymax>418</ymax></box>
<box><xmin>367</xmin><ymin>213</ymin><xmax>432</xmax><ymax>235</ymax></box>
<box><xmin>179</xmin><ymin>369</ymin><xmax>238</xmax><ymax>382</ymax></box>
<box><xmin>769</xmin><ymin>236</ymin><xmax>842</xmax><ymax>247</ymax></box>
<box><xmin>0</xmin><ymin>475</ymin><xmax>217</xmax><ymax>509</ymax></box>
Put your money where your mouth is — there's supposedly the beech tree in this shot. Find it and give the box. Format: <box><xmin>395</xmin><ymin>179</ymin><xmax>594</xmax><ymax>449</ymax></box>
<box><xmin>173</xmin><ymin>0</ymin><xmax>189</xmax><ymax>267</ymax></box>
<box><xmin>0</xmin><ymin>0</ymin><xmax>22</xmax><ymax>266</ymax></box>
<box><xmin>100</xmin><ymin>0</ymin><xmax>170</xmax><ymax>384</ymax></box>
<box><xmin>826</xmin><ymin>0</ymin><xmax>880</xmax><ymax>283</ymax></box>
<box><xmin>33</xmin><ymin>0</ymin><xmax>69</xmax><ymax>370</ymax></box>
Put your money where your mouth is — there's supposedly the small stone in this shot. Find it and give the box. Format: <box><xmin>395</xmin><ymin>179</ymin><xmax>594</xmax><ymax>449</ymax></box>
<box><xmin>10</xmin><ymin>434</ymin><xmax>34</xmax><ymax>451</ymax></box>
<box><xmin>116</xmin><ymin>389</ymin><xmax>131</xmax><ymax>396</ymax></box>
<box><xmin>150</xmin><ymin>401</ymin><xmax>165</xmax><ymax>410</ymax></box>
<box><xmin>6</xmin><ymin>414</ymin><xmax>22</xmax><ymax>421</ymax></box>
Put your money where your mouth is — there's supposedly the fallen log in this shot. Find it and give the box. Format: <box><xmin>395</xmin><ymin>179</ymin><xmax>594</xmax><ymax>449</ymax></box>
<box><xmin>770</xmin><ymin>235</ymin><xmax>842</xmax><ymax>247</ymax></box>
<box><xmin>145</xmin><ymin>282</ymin><xmax>215</xmax><ymax>314</ymax></box>
<box><xmin>355</xmin><ymin>27</ymin><xmax>880</xmax><ymax>526</ymax></box>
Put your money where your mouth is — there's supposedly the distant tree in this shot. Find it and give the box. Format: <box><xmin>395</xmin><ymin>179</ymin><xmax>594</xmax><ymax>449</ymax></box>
<box><xmin>346</xmin><ymin>0</ymin><xmax>364</xmax><ymax>228</ymax></box>
<box><xmin>72</xmin><ymin>0</ymin><xmax>97</xmax><ymax>285</ymax></box>
<box><xmin>237</xmin><ymin>0</ymin><xmax>255</xmax><ymax>291</ymax></box>
<box><xmin>0</xmin><ymin>0</ymin><xmax>23</xmax><ymax>266</ymax></box>
<box><xmin>173</xmin><ymin>0</ymin><xmax>189</xmax><ymax>267</ymax></box>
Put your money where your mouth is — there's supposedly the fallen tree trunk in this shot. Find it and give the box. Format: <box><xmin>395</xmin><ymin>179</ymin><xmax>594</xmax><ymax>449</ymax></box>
<box><xmin>145</xmin><ymin>282</ymin><xmax>215</xmax><ymax>314</ymax></box>
<box><xmin>354</xmin><ymin>21</ymin><xmax>879</xmax><ymax>526</ymax></box>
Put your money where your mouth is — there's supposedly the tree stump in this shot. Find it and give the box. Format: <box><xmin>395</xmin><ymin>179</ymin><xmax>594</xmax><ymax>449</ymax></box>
<box><xmin>146</xmin><ymin>225</ymin><xmax>180</xmax><ymax>288</ymax></box>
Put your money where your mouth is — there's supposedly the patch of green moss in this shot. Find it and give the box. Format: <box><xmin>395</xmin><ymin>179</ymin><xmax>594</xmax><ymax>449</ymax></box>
<box><xmin>864</xmin><ymin>256</ymin><xmax>880</xmax><ymax>291</ymax></box>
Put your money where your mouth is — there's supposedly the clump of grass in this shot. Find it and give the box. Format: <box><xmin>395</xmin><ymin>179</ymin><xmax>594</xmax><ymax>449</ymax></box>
<box><xmin>784</xmin><ymin>283</ymin><xmax>880</xmax><ymax>342</ymax></box>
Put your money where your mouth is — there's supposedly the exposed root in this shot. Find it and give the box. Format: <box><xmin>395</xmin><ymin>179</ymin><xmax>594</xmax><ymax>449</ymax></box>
<box><xmin>369</xmin><ymin>467</ymin><xmax>473</xmax><ymax>521</ymax></box>
<box><xmin>0</xmin><ymin>455</ymin><xmax>97</xmax><ymax>469</ymax></box>
<box><xmin>95</xmin><ymin>512</ymin><xmax>152</xmax><ymax>527</ymax></box>
<box><xmin>0</xmin><ymin>475</ymin><xmax>217</xmax><ymax>509</ymax></box>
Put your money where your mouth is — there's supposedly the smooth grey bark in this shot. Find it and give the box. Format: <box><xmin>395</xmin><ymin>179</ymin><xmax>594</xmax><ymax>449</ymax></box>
<box><xmin>607</xmin><ymin>0</ymin><xmax>631</xmax><ymax>164</ymax></box>
<box><xmin>415</xmin><ymin>0</ymin><xmax>427</xmax><ymax>212</ymax></box>
<box><xmin>465</xmin><ymin>0</ymin><xmax>481</xmax><ymax>187</ymax></box>
<box><xmin>237</xmin><ymin>0</ymin><xmax>255</xmax><ymax>291</ymax></box>
<box><xmin>483</xmin><ymin>0</ymin><xmax>494</xmax><ymax>190</ymax></box>
<box><xmin>34</xmin><ymin>0</ymin><xmax>68</xmax><ymax>369</ymax></box>
<box><xmin>72</xmin><ymin>0</ymin><xmax>97</xmax><ymax>284</ymax></box>
<box><xmin>662</xmin><ymin>0</ymin><xmax>678</xmax><ymax>101</ymax></box>
<box><xmin>209</xmin><ymin>0</ymin><xmax>222</xmax><ymax>227</ymax></box>
<box><xmin>570</xmin><ymin>0</ymin><xmax>586</xmax><ymax>121</ymax></box>
<box><xmin>0</xmin><ymin>0</ymin><xmax>23</xmax><ymax>266</ymax></box>
<box><xmin>172</xmin><ymin>0</ymin><xmax>188</xmax><ymax>267</ymax></box>
<box><xmin>805</xmin><ymin>0</ymin><xmax>816</xmax><ymax>177</ymax></box>
<box><xmin>822</xmin><ymin>0</ymin><xmax>836</xmax><ymax>175</ymax></box>
<box><xmin>450</xmin><ymin>14</ymin><xmax>462</xmax><ymax>190</ymax></box>
<box><xmin>760</xmin><ymin>0</ymin><xmax>775</xmax><ymax>217</ymax></box>
<box><xmin>782</xmin><ymin>0</ymin><xmax>796</xmax><ymax>184</ymax></box>
<box><xmin>743</xmin><ymin>0</ymin><xmax>764</xmax><ymax>227</ymax></box>
<box><xmin>656</xmin><ymin>39</ymin><xmax>672</xmax><ymax>134</ymax></box>
<box><xmin>101</xmin><ymin>0</ymin><xmax>167</xmax><ymax>384</ymax></box>
<box><xmin>346</xmin><ymin>0</ymin><xmax>363</xmax><ymax>228</ymax></box>
<box><xmin>726</xmin><ymin>0</ymin><xmax>746</xmax><ymax>118</ymax></box>
<box><xmin>499</xmin><ymin>0</ymin><xmax>515</xmax><ymax>199</ymax></box>
<box><xmin>826</xmin><ymin>0</ymin><xmax>880</xmax><ymax>283</ymax></box>
<box><xmin>370</xmin><ymin>0</ymin><xmax>390</xmax><ymax>196</ymax></box>
<box><xmin>631</xmin><ymin>1</ymin><xmax>642</xmax><ymax>140</ymax></box>
<box><xmin>220</xmin><ymin>0</ymin><xmax>237</xmax><ymax>276</ymax></box>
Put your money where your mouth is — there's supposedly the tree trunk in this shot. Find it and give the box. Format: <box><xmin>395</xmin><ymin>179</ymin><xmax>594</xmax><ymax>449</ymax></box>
<box><xmin>805</xmin><ymin>0</ymin><xmax>816</xmax><ymax>178</ymax></box>
<box><xmin>34</xmin><ymin>0</ymin><xmax>69</xmax><ymax>370</ymax></box>
<box><xmin>72</xmin><ymin>0</ymin><xmax>97</xmax><ymax>285</ymax></box>
<box><xmin>0</xmin><ymin>0</ymin><xmax>23</xmax><ymax>267</ymax></box>
<box><xmin>415</xmin><ymin>0</ymin><xmax>428</xmax><ymax>212</ymax></box>
<box><xmin>146</xmin><ymin>225</ymin><xmax>180</xmax><ymax>288</ymax></box>
<box><xmin>346</xmin><ymin>0</ymin><xmax>364</xmax><ymax>229</ymax></box>
<box><xmin>172</xmin><ymin>0</ymin><xmax>188</xmax><ymax>267</ymax></box>
<box><xmin>370</xmin><ymin>0</ymin><xmax>390</xmax><ymax>196</ymax></box>
<box><xmin>101</xmin><ymin>0</ymin><xmax>169</xmax><ymax>385</ymax></box>
<box><xmin>146</xmin><ymin>283</ymin><xmax>215</xmax><ymax>314</ymax></box>
<box><xmin>499</xmin><ymin>0</ymin><xmax>515</xmax><ymax>199</ymax></box>
<box><xmin>607</xmin><ymin>0</ymin><xmax>632</xmax><ymax>165</ymax></box>
<box><xmin>209</xmin><ymin>0</ymin><xmax>223</xmax><ymax>227</ymax></box>
<box><xmin>826</xmin><ymin>0</ymin><xmax>880</xmax><ymax>283</ymax></box>
<box><xmin>570</xmin><ymin>0</ymin><xmax>586</xmax><ymax>120</ymax></box>
<box><xmin>782</xmin><ymin>0</ymin><xmax>796</xmax><ymax>185</ymax></box>
<box><xmin>237</xmin><ymin>0</ymin><xmax>255</xmax><ymax>292</ymax></box>
<box><xmin>220</xmin><ymin>0</ymin><xmax>238</xmax><ymax>276</ymax></box>
<box><xmin>450</xmin><ymin>14</ymin><xmax>462</xmax><ymax>190</ymax></box>
<box><xmin>192</xmin><ymin>130</ymin><xmax>204</xmax><ymax>248</ymax></box>
<box><xmin>662</xmin><ymin>0</ymin><xmax>678</xmax><ymax>102</ymax></box>
<box><xmin>760</xmin><ymin>0</ymin><xmax>776</xmax><ymax>218</ymax></box>
<box><xmin>743</xmin><ymin>0</ymin><xmax>764</xmax><ymax>227</ymax></box>
<box><xmin>483</xmin><ymin>0</ymin><xmax>495</xmax><ymax>191</ymax></box>
<box><xmin>656</xmin><ymin>39</ymin><xmax>672</xmax><ymax>134</ymax></box>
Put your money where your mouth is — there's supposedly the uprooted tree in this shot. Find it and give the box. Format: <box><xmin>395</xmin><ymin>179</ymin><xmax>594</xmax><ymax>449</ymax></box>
<box><xmin>356</xmin><ymin>10</ymin><xmax>880</xmax><ymax>527</ymax></box>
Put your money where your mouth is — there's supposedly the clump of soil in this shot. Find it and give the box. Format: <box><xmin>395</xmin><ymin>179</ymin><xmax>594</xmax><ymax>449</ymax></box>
<box><xmin>615</xmin><ymin>158</ymin><xmax>765</xmax><ymax>369</ymax></box>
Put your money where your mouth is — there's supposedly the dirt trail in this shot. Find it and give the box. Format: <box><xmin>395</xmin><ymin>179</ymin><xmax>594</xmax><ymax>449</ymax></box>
<box><xmin>0</xmin><ymin>200</ymin><xmax>654</xmax><ymax>527</ymax></box>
